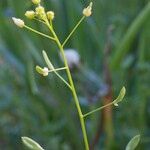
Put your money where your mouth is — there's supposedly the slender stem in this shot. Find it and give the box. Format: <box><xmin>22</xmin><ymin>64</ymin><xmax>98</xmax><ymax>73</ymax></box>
<box><xmin>80</xmin><ymin>116</ymin><xmax>90</xmax><ymax>150</ymax></box>
<box><xmin>50</xmin><ymin>19</ymin><xmax>53</xmax><ymax>29</ymax></box>
<box><xmin>24</xmin><ymin>25</ymin><xmax>55</xmax><ymax>41</ymax></box>
<box><xmin>62</xmin><ymin>16</ymin><xmax>85</xmax><ymax>47</ymax></box>
<box><xmin>54</xmin><ymin>70</ymin><xmax>72</xmax><ymax>90</ymax></box>
<box><xmin>45</xmin><ymin>20</ymin><xmax>89</xmax><ymax>150</ymax></box>
<box><xmin>83</xmin><ymin>102</ymin><xmax>114</xmax><ymax>118</ymax></box>
<box><xmin>48</xmin><ymin>67</ymin><xmax>67</xmax><ymax>73</ymax></box>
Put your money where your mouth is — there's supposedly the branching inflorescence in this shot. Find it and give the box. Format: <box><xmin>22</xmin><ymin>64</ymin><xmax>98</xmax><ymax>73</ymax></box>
<box><xmin>12</xmin><ymin>0</ymin><xmax>126</xmax><ymax>150</ymax></box>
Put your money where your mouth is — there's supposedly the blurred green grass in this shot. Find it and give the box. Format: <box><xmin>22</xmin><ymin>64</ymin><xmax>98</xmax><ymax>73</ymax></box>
<box><xmin>0</xmin><ymin>0</ymin><xmax>150</xmax><ymax>149</ymax></box>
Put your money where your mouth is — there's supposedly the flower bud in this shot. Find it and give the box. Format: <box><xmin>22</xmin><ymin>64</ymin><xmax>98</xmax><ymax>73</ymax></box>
<box><xmin>32</xmin><ymin>0</ymin><xmax>41</xmax><ymax>5</ymax></box>
<box><xmin>12</xmin><ymin>17</ymin><xmax>25</xmax><ymax>28</ymax></box>
<box><xmin>35</xmin><ymin>6</ymin><xmax>46</xmax><ymax>20</ymax></box>
<box><xmin>25</xmin><ymin>11</ymin><xmax>35</xmax><ymax>19</ymax></box>
<box><xmin>83</xmin><ymin>2</ymin><xmax>93</xmax><ymax>17</ymax></box>
<box><xmin>36</xmin><ymin>66</ymin><xmax>49</xmax><ymax>76</ymax></box>
<box><xmin>35</xmin><ymin>6</ymin><xmax>45</xmax><ymax>15</ymax></box>
<box><xmin>47</xmin><ymin>11</ymin><xmax>55</xmax><ymax>20</ymax></box>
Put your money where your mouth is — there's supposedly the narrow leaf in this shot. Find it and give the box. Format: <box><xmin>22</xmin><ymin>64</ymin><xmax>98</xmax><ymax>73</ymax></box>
<box><xmin>125</xmin><ymin>135</ymin><xmax>140</xmax><ymax>150</ymax></box>
<box><xmin>111</xmin><ymin>2</ymin><xmax>150</xmax><ymax>69</ymax></box>
<box><xmin>22</xmin><ymin>137</ymin><xmax>44</xmax><ymax>150</ymax></box>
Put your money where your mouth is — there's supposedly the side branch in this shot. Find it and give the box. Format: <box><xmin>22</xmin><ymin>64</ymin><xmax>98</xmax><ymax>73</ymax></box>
<box><xmin>83</xmin><ymin>102</ymin><xmax>114</xmax><ymax>118</ymax></box>
<box><xmin>84</xmin><ymin>87</ymin><xmax>126</xmax><ymax>118</ymax></box>
<box><xmin>62</xmin><ymin>16</ymin><xmax>85</xmax><ymax>47</ymax></box>
<box><xmin>24</xmin><ymin>25</ymin><xmax>55</xmax><ymax>41</ymax></box>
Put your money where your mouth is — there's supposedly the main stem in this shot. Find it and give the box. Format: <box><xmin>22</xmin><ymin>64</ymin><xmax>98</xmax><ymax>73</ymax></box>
<box><xmin>46</xmin><ymin>22</ymin><xmax>89</xmax><ymax>150</ymax></box>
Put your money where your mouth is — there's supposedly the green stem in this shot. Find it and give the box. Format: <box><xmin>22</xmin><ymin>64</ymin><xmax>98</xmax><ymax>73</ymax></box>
<box><xmin>48</xmin><ymin>67</ymin><xmax>67</xmax><ymax>73</ymax></box>
<box><xmin>24</xmin><ymin>25</ymin><xmax>55</xmax><ymax>41</ymax></box>
<box><xmin>54</xmin><ymin>71</ymin><xmax>72</xmax><ymax>90</ymax></box>
<box><xmin>45</xmin><ymin>20</ymin><xmax>89</xmax><ymax>150</ymax></box>
<box><xmin>84</xmin><ymin>102</ymin><xmax>114</xmax><ymax>118</ymax></box>
<box><xmin>62</xmin><ymin>16</ymin><xmax>85</xmax><ymax>47</ymax></box>
<box><xmin>50</xmin><ymin>19</ymin><xmax>53</xmax><ymax>29</ymax></box>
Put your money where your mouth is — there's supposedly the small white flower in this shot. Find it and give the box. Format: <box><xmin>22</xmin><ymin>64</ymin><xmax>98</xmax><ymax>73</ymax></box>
<box><xmin>62</xmin><ymin>49</ymin><xmax>80</xmax><ymax>69</ymax></box>
<box><xmin>42</xmin><ymin>67</ymin><xmax>49</xmax><ymax>76</ymax></box>
<box><xmin>83</xmin><ymin>2</ymin><xmax>93</xmax><ymax>17</ymax></box>
<box><xmin>12</xmin><ymin>17</ymin><xmax>25</xmax><ymax>28</ymax></box>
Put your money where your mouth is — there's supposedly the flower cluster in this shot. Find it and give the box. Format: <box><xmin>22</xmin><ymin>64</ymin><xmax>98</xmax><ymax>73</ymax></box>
<box><xmin>12</xmin><ymin>0</ymin><xmax>55</xmax><ymax>28</ymax></box>
<box><xmin>26</xmin><ymin>1</ymin><xmax>55</xmax><ymax>21</ymax></box>
<box><xmin>12</xmin><ymin>0</ymin><xmax>92</xmax><ymax>29</ymax></box>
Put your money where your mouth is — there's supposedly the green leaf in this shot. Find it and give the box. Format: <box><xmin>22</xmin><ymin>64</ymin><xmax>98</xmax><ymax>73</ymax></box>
<box><xmin>36</xmin><ymin>66</ymin><xmax>44</xmax><ymax>75</ymax></box>
<box><xmin>42</xmin><ymin>50</ymin><xmax>54</xmax><ymax>70</ymax></box>
<box><xmin>21</xmin><ymin>137</ymin><xmax>44</xmax><ymax>150</ymax></box>
<box><xmin>113</xmin><ymin>86</ymin><xmax>126</xmax><ymax>106</ymax></box>
<box><xmin>125</xmin><ymin>135</ymin><xmax>140</xmax><ymax>150</ymax></box>
<box><xmin>111</xmin><ymin>2</ymin><xmax>150</xmax><ymax>69</ymax></box>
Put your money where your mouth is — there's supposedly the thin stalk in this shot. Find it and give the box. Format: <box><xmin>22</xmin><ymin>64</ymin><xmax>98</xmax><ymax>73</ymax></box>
<box><xmin>54</xmin><ymin>70</ymin><xmax>72</xmax><ymax>90</ymax></box>
<box><xmin>48</xmin><ymin>67</ymin><xmax>67</xmax><ymax>73</ymax></box>
<box><xmin>24</xmin><ymin>25</ymin><xmax>55</xmax><ymax>41</ymax></box>
<box><xmin>83</xmin><ymin>102</ymin><xmax>114</xmax><ymax>118</ymax></box>
<box><xmin>62</xmin><ymin>16</ymin><xmax>85</xmax><ymax>47</ymax></box>
<box><xmin>50</xmin><ymin>19</ymin><xmax>53</xmax><ymax>29</ymax></box>
<box><xmin>45</xmin><ymin>20</ymin><xmax>89</xmax><ymax>150</ymax></box>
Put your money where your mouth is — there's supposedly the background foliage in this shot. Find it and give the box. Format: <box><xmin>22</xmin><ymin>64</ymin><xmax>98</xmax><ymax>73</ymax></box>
<box><xmin>0</xmin><ymin>0</ymin><xmax>150</xmax><ymax>149</ymax></box>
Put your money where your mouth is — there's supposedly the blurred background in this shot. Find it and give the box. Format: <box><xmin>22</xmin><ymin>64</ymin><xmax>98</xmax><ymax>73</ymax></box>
<box><xmin>0</xmin><ymin>0</ymin><xmax>150</xmax><ymax>149</ymax></box>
